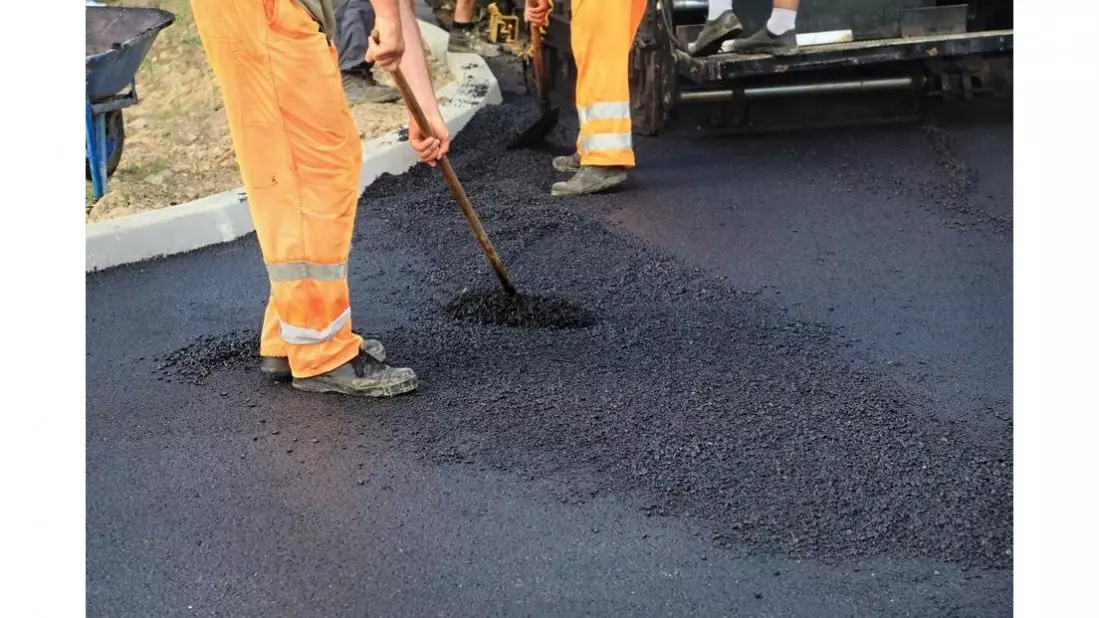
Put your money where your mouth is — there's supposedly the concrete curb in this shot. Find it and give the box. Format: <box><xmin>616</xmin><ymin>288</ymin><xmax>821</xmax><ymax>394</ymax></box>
<box><xmin>86</xmin><ymin>19</ymin><xmax>501</xmax><ymax>273</ymax></box>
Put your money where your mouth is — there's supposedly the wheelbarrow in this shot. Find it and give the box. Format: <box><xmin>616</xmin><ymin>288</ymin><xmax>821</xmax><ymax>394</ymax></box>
<box><xmin>85</xmin><ymin>5</ymin><xmax>175</xmax><ymax>201</ymax></box>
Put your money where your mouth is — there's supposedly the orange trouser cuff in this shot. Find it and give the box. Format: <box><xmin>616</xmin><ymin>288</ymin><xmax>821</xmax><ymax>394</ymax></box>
<box><xmin>580</xmin><ymin>149</ymin><xmax>636</xmax><ymax>168</ymax></box>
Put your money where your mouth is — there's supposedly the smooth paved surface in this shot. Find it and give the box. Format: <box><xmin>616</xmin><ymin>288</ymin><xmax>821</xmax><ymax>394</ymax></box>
<box><xmin>86</xmin><ymin>77</ymin><xmax>1012</xmax><ymax>615</ymax></box>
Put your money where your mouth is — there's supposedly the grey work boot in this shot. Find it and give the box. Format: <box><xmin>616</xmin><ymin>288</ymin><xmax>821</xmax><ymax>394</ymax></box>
<box><xmin>730</xmin><ymin>27</ymin><xmax>798</xmax><ymax>56</ymax></box>
<box><xmin>292</xmin><ymin>348</ymin><xmax>418</xmax><ymax>398</ymax></box>
<box><xmin>342</xmin><ymin>73</ymin><xmax>401</xmax><ymax>105</ymax></box>
<box><xmin>550</xmin><ymin>165</ymin><xmax>629</xmax><ymax>196</ymax></box>
<box><xmin>552</xmin><ymin>152</ymin><xmax>581</xmax><ymax>173</ymax></box>
<box><xmin>447</xmin><ymin>27</ymin><xmax>500</xmax><ymax>57</ymax></box>
<box><xmin>261</xmin><ymin>339</ymin><xmax>386</xmax><ymax>382</ymax></box>
<box><xmin>688</xmin><ymin>10</ymin><xmax>744</xmax><ymax>57</ymax></box>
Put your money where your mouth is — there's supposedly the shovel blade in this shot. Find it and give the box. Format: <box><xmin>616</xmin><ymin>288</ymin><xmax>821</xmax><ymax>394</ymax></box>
<box><xmin>507</xmin><ymin>106</ymin><xmax>560</xmax><ymax>150</ymax></box>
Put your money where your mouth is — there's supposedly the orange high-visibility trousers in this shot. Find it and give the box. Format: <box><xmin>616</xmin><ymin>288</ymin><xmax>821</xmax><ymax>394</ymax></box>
<box><xmin>571</xmin><ymin>0</ymin><xmax>647</xmax><ymax>168</ymax></box>
<box><xmin>191</xmin><ymin>0</ymin><xmax>364</xmax><ymax>378</ymax></box>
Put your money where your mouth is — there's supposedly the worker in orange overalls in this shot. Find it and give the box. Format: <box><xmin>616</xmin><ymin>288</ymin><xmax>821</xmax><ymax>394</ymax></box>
<box><xmin>525</xmin><ymin>0</ymin><xmax>647</xmax><ymax>196</ymax></box>
<box><xmin>189</xmin><ymin>0</ymin><xmax>450</xmax><ymax>397</ymax></box>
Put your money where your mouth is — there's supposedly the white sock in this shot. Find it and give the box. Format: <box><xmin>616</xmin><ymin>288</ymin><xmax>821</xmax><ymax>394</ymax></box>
<box><xmin>708</xmin><ymin>0</ymin><xmax>733</xmax><ymax>22</ymax></box>
<box><xmin>767</xmin><ymin>8</ymin><xmax>797</xmax><ymax>34</ymax></box>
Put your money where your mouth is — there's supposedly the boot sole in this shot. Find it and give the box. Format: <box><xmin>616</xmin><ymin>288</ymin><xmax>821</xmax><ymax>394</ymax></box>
<box><xmin>551</xmin><ymin>172</ymin><xmax>628</xmax><ymax>196</ymax></box>
<box><xmin>291</xmin><ymin>374</ymin><xmax>419</xmax><ymax>398</ymax></box>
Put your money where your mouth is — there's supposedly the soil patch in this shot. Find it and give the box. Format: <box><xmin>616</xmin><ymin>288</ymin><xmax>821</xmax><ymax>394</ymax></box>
<box><xmin>86</xmin><ymin>0</ymin><xmax>453</xmax><ymax>223</ymax></box>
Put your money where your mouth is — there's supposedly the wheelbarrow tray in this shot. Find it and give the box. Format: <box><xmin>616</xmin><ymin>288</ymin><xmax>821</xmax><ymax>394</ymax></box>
<box><xmin>86</xmin><ymin>6</ymin><xmax>175</xmax><ymax>102</ymax></box>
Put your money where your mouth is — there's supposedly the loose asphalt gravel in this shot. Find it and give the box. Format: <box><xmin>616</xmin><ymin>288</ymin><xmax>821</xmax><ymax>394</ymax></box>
<box><xmin>87</xmin><ymin>63</ymin><xmax>1013</xmax><ymax>616</ymax></box>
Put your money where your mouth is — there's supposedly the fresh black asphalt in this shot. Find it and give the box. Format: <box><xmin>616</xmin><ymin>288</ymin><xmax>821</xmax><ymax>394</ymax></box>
<box><xmin>86</xmin><ymin>69</ymin><xmax>1013</xmax><ymax>615</ymax></box>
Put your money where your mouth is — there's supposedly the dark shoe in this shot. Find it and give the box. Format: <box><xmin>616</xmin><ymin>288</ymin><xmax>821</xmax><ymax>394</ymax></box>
<box><xmin>342</xmin><ymin>73</ymin><xmax>401</xmax><ymax>105</ymax></box>
<box><xmin>448</xmin><ymin>28</ymin><xmax>500</xmax><ymax>57</ymax></box>
<box><xmin>550</xmin><ymin>166</ymin><xmax>629</xmax><ymax>196</ymax></box>
<box><xmin>730</xmin><ymin>27</ymin><xmax>798</xmax><ymax>55</ymax></box>
<box><xmin>688</xmin><ymin>10</ymin><xmax>744</xmax><ymax>57</ymax></box>
<box><xmin>261</xmin><ymin>339</ymin><xmax>385</xmax><ymax>382</ymax></box>
<box><xmin>291</xmin><ymin>348</ymin><xmax>418</xmax><ymax>398</ymax></box>
<box><xmin>552</xmin><ymin>152</ymin><xmax>581</xmax><ymax>173</ymax></box>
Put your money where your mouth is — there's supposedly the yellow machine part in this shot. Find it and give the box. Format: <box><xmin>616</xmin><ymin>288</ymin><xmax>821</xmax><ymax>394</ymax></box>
<box><xmin>486</xmin><ymin>0</ymin><xmax>554</xmax><ymax>59</ymax></box>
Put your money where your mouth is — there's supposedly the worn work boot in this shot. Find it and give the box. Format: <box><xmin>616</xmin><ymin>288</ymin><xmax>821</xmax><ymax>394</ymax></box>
<box><xmin>342</xmin><ymin>72</ymin><xmax>401</xmax><ymax>105</ymax></box>
<box><xmin>550</xmin><ymin>165</ymin><xmax>629</xmax><ymax>196</ymax></box>
<box><xmin>292</xmin><ymin>348</ymin><xmax>418</xmax><ymax>397</ymax></box>
<box><xmin>448</xmin><ymin>27</ymin><xmax>500</xmax><ymax>57</ymax></box>
<box><xmin>729</xmin><ymin>27</ymin><xmax>798</xmax><ymax>55</ymax></box>
<box><xmin>261</xmin><ymin>339</ymin><xmax>386</xmax><ymax>382</ymax></box>
<box><xmin>552</xmin><ymin>152</ymin><xmax>581</xmax><ymax>173</ymax></box>
<box><xmin>688</xmin><ymin>10</ymin><xmax>744</xmax><ymax>57</ymax></box>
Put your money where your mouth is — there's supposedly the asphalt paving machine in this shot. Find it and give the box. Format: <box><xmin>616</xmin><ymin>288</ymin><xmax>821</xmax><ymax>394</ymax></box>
<box><xmin>484</xmin><ymin>0</ymin><xmax>1013</xmax><ymax>135</ymax></box>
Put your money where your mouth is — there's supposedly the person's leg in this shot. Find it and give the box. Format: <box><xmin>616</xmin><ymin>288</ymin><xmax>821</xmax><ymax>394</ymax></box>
<box><xmin>769</xmin><ymin>0</ymin><xmax>800</xmax><ymax>32</ymax></box>
<box><xmin>732</xmin><ymin>0</ymin><xmax>799</xmax><ymax>54</ymax></box>
<box><xmin>190</xmin><ymin>0</ymin><xmax>416</xmax><ymax>396</ymax></box>
<box><xmin>551</xmin><ymin>35</ymin><xmax>584</xmax><ymax>180</ymax></box>
<box><xmin>447</xmin><ymin>0</ymin><xmax>500</xmax><ymax>56</ymax></box>
<box><xmin>335</xmin><ymin>0</ymin><xmax>400</xmax><ymax>103</ymax></box>
<box><xmin>454</xmin><ymin>0</ymin><xmax>475</xmax><ymax>24</ymax></box>
<box><xmin>551</xmin><ymin>0</ymin><xmax>645</xmax><ymax>197</ymax></box>
<box><xmin>334</xmin><ymin>0</ymin><xmax>369</xmax><ymax>75</ymax></box>
<box><xmin>689</xmin><ymin>0</ymin><xmax>743</xmax><ymax>57</ymax></box>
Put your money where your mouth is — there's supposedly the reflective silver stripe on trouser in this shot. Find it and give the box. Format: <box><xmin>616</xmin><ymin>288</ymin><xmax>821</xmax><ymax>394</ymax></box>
<box><xmin>266</xmin><ymin>261</ymin><xmax>351</xmax><ymax>345</ymax></box>
<box><xmin>266</xmin><ymin>261</ymin><xmax>348</xmax><ymax>283</ymax></box>
<box><xmin>280</xmin><ymin>306</ymin><xmax>352</xmax><ymax>345</ymax></box>
<box><xmin>577</xmin><ymin>101</ymin><xmax>631</xmax><ymax>125</ymax></box>
<box><xmin>579</xmin><ymin>133</ymin><xmax>633</xmax><ymax>153</ymax></box>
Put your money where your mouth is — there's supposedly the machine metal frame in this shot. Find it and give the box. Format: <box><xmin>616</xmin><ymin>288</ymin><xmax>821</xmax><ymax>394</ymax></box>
<box><xmin>536</xmin><ymin>0</ymin><xmax>1013</xmax><ymax>135</ymax></box>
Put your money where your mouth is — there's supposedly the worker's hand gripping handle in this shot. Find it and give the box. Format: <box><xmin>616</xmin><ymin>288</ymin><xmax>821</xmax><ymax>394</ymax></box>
<box><xmin>524</xmin><ymin>0</ymin><xmax>553</xmax><ymax>35</ymax></box>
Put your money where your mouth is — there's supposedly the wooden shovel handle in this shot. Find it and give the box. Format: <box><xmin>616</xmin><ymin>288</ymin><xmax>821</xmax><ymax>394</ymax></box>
<box><xmin>370</xmin><ymin>31</ymin><xmax>518</xmax><ymax>296</ymax></box>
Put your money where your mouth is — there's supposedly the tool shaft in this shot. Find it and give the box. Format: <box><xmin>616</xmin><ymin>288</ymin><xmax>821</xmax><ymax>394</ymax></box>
<box><xmin>378</xmin><ymin>35</ymin><xmax>517</xmax><ymax>296</ymax></box>
<box><xmin>531</xmin><ymin>27</ymin><xmax>550</xmax><ymax>113</ymax></box>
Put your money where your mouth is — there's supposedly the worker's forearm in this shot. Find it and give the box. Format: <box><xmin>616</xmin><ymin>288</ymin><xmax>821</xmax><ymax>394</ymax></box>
<box><xmin>397</xmin><ymin>0</ymin><xmax>443</xmax><ymax>121</ymax></box>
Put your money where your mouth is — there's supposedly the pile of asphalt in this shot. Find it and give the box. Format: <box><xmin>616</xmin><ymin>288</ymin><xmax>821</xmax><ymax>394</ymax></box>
<box><xmin>159</xmin><ymin>330</ymin><xmax>259</xmax><ymax>385</ymax></box>
<box><xmin>443</xmin><ymin>287</ymin><xmax>596</xmax><ymax>329</ymax></box>
<box><xmin>171</xmin><ymin>101</ymin><xmax>1012</xmax><ymax>570</ymax></box>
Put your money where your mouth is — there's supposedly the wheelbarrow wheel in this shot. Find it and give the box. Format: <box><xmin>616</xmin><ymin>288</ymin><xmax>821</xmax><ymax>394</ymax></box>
<box><xmin>85</xmin><ymin>109</ymin><xmax>125</xmax><ymax>181</ymax></box>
